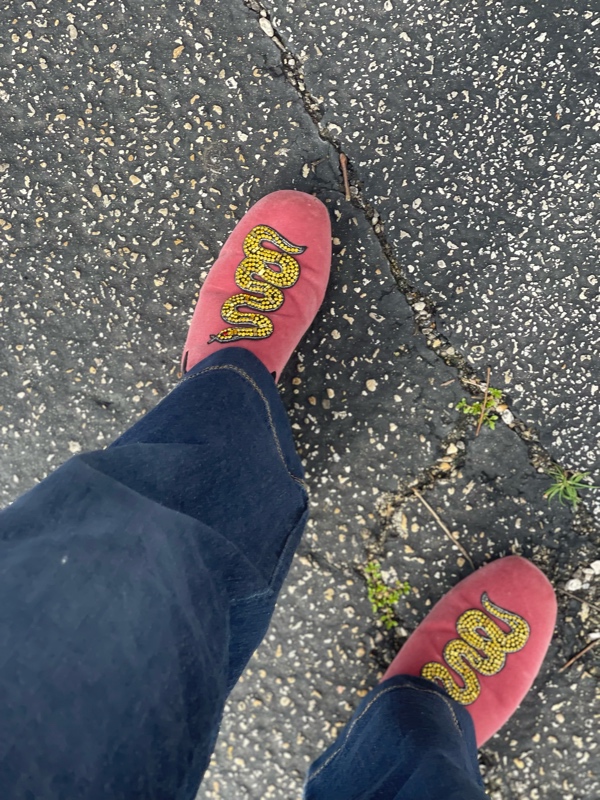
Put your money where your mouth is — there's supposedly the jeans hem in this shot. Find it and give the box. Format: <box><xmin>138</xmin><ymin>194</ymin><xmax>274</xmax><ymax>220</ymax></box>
<box><xmin>305</xmin><ymin>677</ymin><xmax>467</xmax><ymax>788</ymax></box>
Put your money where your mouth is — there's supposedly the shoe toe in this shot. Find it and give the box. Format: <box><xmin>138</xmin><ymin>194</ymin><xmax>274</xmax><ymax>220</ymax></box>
<box><xmin>383</xmin><ymin>556</ymin><xmax>557</xmax><ymax>746</ymax></box>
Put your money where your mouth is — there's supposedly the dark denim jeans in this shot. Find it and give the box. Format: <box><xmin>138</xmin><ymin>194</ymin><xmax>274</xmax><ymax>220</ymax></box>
<box><xmin>0</xmin><ymin>347</ymin><xmax>487</xmax><ymax>799</ymax></box>
<box><xmin>305</xmin><ymin>674</ymin><xmax>487</xmax><ymax>800</ymax></box>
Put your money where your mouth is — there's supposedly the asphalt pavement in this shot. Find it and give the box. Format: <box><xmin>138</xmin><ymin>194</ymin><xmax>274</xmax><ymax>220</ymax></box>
<box><xmin>0</xmin><ymin>1</ymin><xmax>598</xmax><ymax>798</ymax></box>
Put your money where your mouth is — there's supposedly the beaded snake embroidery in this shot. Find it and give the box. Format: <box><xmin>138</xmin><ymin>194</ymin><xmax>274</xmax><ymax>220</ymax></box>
<box><xmin>208</xmin><ymin>224</ymin><xmax>305</xmax><ymax>344</ymax></box>
<box><xmin>420</xmin><ymin>592</ymin><xmax>531</xmax><ymax>705</ymax></box>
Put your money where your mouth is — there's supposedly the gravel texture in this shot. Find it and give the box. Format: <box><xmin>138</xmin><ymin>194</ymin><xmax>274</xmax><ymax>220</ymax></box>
<box><xmin>0</xmin><ymin>1</ymin><xmax>598</xmax><ymax>799</ymax></box>
<box><xmin>266</xmin><ymin>0</ymin><xmax>600</xmax><ymax>509</ymax></box>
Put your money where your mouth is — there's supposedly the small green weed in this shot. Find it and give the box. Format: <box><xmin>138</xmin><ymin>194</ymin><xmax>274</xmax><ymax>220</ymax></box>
<box><xmin>457</xmin><ymin>387</ymin><xmax>503</xmax><ymax>430</ymax></box>
<box><xmin>544</xmin><ymin>466</ymin><xmax>599</xmax><ymax>510</ymax></box>
<box><xmin>364</xmin><ymin>560</ymin><xmax>410</xmax><ymax>629</ymax></box>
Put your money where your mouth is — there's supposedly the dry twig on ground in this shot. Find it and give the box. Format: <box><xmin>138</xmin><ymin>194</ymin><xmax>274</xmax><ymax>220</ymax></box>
<box><xmin>475</xmin><ymin>367</ymin><xmax>491</xmax><ymax>436</ymax></box>
<box><xmin>558</xmin><ymin>588</ymin><xmax>600</xmax><ymax>616</ymax></box>
<box><xmin>412</xmin><ymin>489</ymin><xmax>475</xmax><ymax>570</ymax></box>
<box><xmin>339</xmin><ymin>152</ymin><xmax>351</xmax><ymax>201</ymax></box>
<box><xmin>558</xmin><ymin>639</ymin><xmax>600</xmax><ymax>673</ymax></box>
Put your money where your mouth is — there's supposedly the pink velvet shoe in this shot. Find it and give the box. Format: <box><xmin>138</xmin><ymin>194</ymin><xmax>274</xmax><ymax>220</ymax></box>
<box><xmin>182</xmin><ymin>190</ymin><xmax>332</xmax><ymax>381</ymax></box>
<box><xmin>382</xmin><ymin>556</ymin><xmax>557</xmax><ymax>746</ymax></box>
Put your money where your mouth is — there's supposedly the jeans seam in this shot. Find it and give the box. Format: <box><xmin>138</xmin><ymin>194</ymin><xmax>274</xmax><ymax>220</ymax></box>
<box><xmin>180</xmin><ymin>364</ymin><xmax>307</xmax><ymax>491</ymax></box>
<box><xmin>305</xmin><ymin>683</ymin><xmax>463</xmax><ymax>785</ymax></box>
<box><xmin>229</xmin><ymin>507</ymin><xmax>308</xmax><ymax>605</ymax></box>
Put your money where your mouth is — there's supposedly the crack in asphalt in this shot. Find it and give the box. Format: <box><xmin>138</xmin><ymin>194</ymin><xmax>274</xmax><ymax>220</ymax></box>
<box><xmin>372</xmin><ymin>417</ymin><xmax>471</xmax><ymax>547</ymax></box>
<box><xmin>242</xmin><ymin>0</ymin><xmax>599</xmax><ymax>540</ymax></box>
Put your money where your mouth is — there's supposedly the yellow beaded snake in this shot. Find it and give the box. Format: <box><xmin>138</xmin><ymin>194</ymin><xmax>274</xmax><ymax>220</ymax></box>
<box><xmin>420</xmin><ymin>592</ymin><xmax>531</xmax><ymax>705</ymax></box>
<box><xmin>208</xmin><ymin>224</ymin><xmax>306</xmax><ymax>344</ymax></box>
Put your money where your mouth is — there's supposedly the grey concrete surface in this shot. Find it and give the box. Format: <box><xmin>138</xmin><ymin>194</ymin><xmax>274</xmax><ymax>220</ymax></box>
<box><xmin>0</xmin><ymin>1</ymin><xmax>598</xmax><ymax>799</ymax></box>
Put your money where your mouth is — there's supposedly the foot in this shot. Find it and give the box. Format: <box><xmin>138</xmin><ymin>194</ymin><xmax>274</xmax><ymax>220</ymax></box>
<box><xmin>182</xmin><ymin>190</ymin><xmax>332</xmax><ymax>381</ymax></box>
<box><xmin>381</xmin><ymin>555</ymin><xmax>557</xmax><ymax>745</ymax></box>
